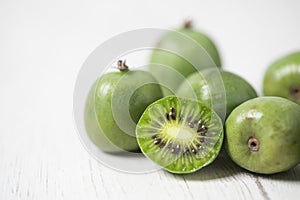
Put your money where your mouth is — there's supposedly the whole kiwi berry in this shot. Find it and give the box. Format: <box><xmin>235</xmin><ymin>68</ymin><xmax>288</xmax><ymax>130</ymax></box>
<box><xmin>85</xmin><ymin>60</ymin><xmax>163</xmax><ymax>152</ymax></box>
<box><xmin>225</xmin><ymin>96</ymin><xmax>300</xmax><ymax>174</ymax></box>
<box><xmin>149</xmin><ymin>21</ymin><xmax>221</xmax><ymax>96</ymax></box>
<box><xmin>263</xmin><ymin>51</ymin><xmax>300</xmax><ymax>105</ymax></box>
<box><xmin>136</xmin><ymin>96</ymin><xmax>224</xmax><ymax>174</ymax></box>
<box><xmin>177</xmin><ymin>68</ymin><xmax>257</xmax><ymax>119</ymax></box>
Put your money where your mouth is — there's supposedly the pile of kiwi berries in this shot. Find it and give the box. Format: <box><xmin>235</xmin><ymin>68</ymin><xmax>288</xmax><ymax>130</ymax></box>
<box><xmin>85</xmin><ymin>21</ymin><xmax>300</xmax><ymax>175</ymax></box>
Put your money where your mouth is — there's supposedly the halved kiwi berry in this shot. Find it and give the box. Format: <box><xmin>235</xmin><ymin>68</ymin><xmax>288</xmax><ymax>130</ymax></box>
<box><xmin>136</xmin><ymin>96</ymin><xmax>224</xmax><ymax>174</ymax></box>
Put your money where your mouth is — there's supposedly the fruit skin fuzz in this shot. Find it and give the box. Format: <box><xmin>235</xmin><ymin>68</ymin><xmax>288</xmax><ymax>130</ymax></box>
<box><xmin>225</xmin><ymin>96</ymin><xmax>300</xmax><ymax>174</ymax></box>
<box><xmin>263</xmin><ymin>51</ymin><xmax>300</xmax><ymax>105</ymax></box>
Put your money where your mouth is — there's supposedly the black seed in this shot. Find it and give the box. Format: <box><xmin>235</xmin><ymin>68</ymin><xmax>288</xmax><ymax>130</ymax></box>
<box><xmin>197</xmin><ymin>124</ymin><xmax>208</xmax><ymax>134</ymax></box>
<box><xmin>200</xmin><ymin>138</ymin><xmax>205</xmax><ymax>143</ymax></box>
<box><xmin>165</xmin><ymin>113</ymin><xmax>170</xmax><ymax>120</ymax></box>
<box><xmin>191</xmin><ymin>148</ymin><xmax>197</xmax><ymax>154</ymax></box>
<box><xmin>159</xmin><ymin>142</ymin><xmax>166</xmax><ymax>148</ymax></box>
<box><xmin>188</xmin><ymin>122</ymin><xmax>194</xmax><ymax>128</ymax></box>
<box><xmin>185</xmin><ymin>148</ymin><xmax>190</xmax><ymax>155</ymax></box>
<box><xmin>154</xmin><ymin>138</ymin><xmax>161</xmax><ymax>145</ymax></box>
<box><xmin>168</xmin><ymin>107</ymin><xmax>176</xmax><ymax>120</ymax></box>
<box><xmin>167</xmin><ymin>143</ymin><xmax>172</xmax><ymax>149</ymax></box>
<box><xmin>170</xmin><ymin>107</ymin><xmax>175</xmax><ymax>114</ymax></box>
<box><xmin>152</xmin><ymin>134</ymin><xmax>158</xmax><ymax>139</ymax></box>
<box><xmin>175</xmin><ymin>144</ymin><xmax>180</xmax><ymax>151</ymax></box>
<box><xmin>200</xmin><ymin>132</ymin><xmax>206</xmax><ymax>136</ymax></box>
<box><xmin>170</xmin><ymin>113</ymin><xmax>176</xmax><ymax>120</ymax></box>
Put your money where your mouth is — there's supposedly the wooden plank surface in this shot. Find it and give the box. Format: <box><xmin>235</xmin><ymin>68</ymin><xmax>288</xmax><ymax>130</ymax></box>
<box><xmin>0</xmin><ymin>103</ymin><xmax>299</xmax><ymax>200</ymax></box>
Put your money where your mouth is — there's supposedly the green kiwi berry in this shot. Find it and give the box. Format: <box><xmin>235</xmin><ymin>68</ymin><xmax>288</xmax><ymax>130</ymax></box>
<box><xmin>263</xmin><ymin>51</ymin><xmax>300</xmax><ymax>105</ymax></box>
<box><xmin>85</xmin><ymin>60</ymin><xmax>163</xmax><ymax>152</ymax></box>
<box><xmin>136</xmin><ymin>96</ymin><xmax>224</xmax><ymax>174</ymax></box>
<box><xmin>149</xmin><ymin>21</ymin><xmax>221</xmax><ymax>96</ymax></box>
<box><xmin>177</xmin><ymin>68</ymin><xmax>257</xmax><ymax>119</ymax></box>
<box><xmin>225</xmin><ymin>96</ymin><xmax>300</xmax><ymax>174</ymax></box>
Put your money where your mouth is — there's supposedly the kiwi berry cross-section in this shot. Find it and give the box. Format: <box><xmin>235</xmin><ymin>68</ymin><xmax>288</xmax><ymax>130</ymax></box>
<box><xmin>136</xmin><ymin>96</ymin><xmax>224</xmax><ymax>174</ymax></box>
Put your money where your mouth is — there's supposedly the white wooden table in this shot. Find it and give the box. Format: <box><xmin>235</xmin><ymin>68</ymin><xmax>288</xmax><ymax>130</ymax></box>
<box><xmin>1</xmin><ymin>0</ymin><xmax>300</xmax><ymax>199</ymax></box>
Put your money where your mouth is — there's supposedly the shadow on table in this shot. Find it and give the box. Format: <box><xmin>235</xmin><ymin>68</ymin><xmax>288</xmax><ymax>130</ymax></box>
<box><xmin>181</xmin><ymin>148</ymin><xmax>244</xmax><ymax>181</ymax></box>
<box><xmin>177</xmin><ymin>148</ymin><xmax>300</xmax><ymax>181</ymax></box>
<box><xmin>256</xmin><ymin>165</ymin><xmax>300</xmax><ymax>182</ymax></box>
<box><xmin>101</xmin><ymin>147</ymin><xmax>300</xmax><ymax>181</ymax></box>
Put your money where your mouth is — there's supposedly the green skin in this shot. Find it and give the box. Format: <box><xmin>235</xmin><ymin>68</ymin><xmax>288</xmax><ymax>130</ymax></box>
<box><xmin>136</xmin><ymin>96</ymin><xmax>224</xmax><ymax>174</ymax></box>
<box><xmin>149</xmin><ymin>26</ymin><xmax>221</xmax><ymax>96</ymax></box>
<box><xmin>85</xmin><ymin>70</ymin><xmax>163</xmax><ymax>152</ymax></box>
<box><xmin>177</xmin><ymin>69</ymin><xmax>257</xmax><ymax>119</ymax></box>
<box><xmin>263</xmin><ymin>52</ymin><xmax>300</xmax><ymax>105</ymax></box>
<box><xmin>225</xmin><ymin>96</ymin><xmax>300</xmax><ymax>174</ymax></box>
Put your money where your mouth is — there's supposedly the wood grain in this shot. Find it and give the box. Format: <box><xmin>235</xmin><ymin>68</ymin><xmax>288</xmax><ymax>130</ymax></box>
<box><xmin>1</xmin><ymin>117</ymin><xmax>299</xmax><ymax>200</ymax></box>
<box><xmin>0</xmin><ymin>42</ymin><xmax>299</xmax><ymax>200</ymax></box>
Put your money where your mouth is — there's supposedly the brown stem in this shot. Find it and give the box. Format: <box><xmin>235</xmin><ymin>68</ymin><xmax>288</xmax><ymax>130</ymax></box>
<box><xmin>117</xmin><ymin>60</ymin><xmax>129</xmax><ymax>71</ymax></box>
<box><xmin>289</xmin><ymin>84</ymin><xmax>300</xmax><ymax>100</ymax></box>
<box><xmin>248</xmin><ymin>136</ymin><xmax>260</xmax><ymax>152</ymax></box>
<box><xmin>183</xmin><ymin>20</ymin><xmax>193</xmax><ymax>29</ymax></box>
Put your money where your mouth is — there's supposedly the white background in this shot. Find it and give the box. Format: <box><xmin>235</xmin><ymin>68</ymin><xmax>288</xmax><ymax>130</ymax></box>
<box><xmin>1</xmin><ymin>0</ymin><xmax>300</xmax><ymax>199</ymax></box>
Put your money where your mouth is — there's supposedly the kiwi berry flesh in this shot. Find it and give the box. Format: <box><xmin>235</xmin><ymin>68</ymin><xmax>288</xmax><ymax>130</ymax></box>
<box><xmin>136</xmin><ymin>96</ymin><xmax>224</xmax><ymax>174</ymax></box>
<box><xmin>263</xmin><ymin>51</ymin><xmax>300</xmax><ymax>105</ymax></box>
<box><xmin>225</xmin><ymin>96</ymin><xmax>300</xmax><ymax>174</ymax></box>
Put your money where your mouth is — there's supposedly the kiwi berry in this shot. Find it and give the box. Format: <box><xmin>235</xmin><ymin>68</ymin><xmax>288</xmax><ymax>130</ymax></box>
<box><xmin>263</xmin><ymin>51</ymin><xmax>300</xmax><ymax>105</ymax></box>
<box><xmin>85</xmin><ymin>60</ymin><xmax>163</xmax><ymax>152</ymax></box>
<box><xmin>136</xmin><ymin>96</ymin><xmax>224</xmax><ymax>174</ymax></box>
<box><xmin>225</xmin><ymin>96</ymin><xmax>300</xmax><ymax>174</ymax></box>
<box><xmin>177</xmin><ymin>68</ymin><xmax>257</xmax><ymax>119</ymax></box>
<box><xmin>149</xmin><ymin>21</ymin><xmax>221</xmax><ymax>96</ymax></box>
